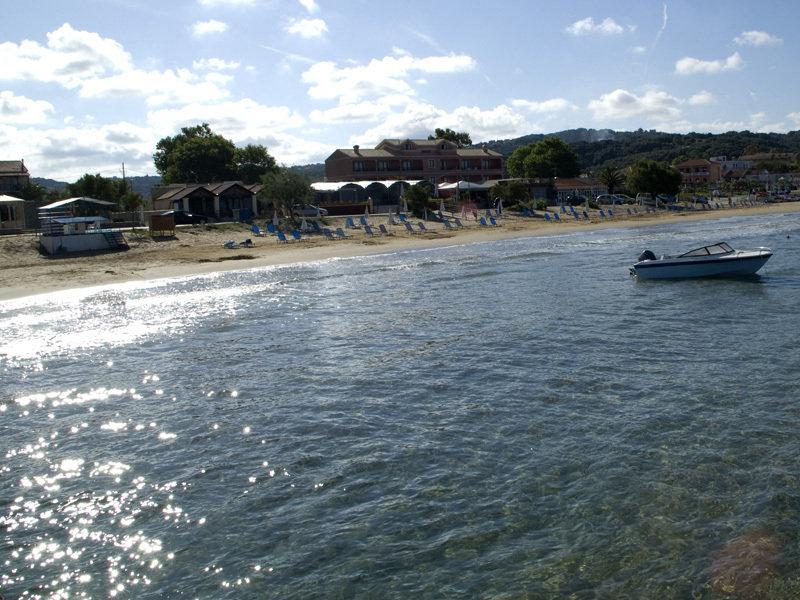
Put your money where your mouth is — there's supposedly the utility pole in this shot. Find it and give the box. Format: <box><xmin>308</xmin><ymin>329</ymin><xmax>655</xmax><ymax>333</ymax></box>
<box><xmin>122</xmin><ymin>162</ymin><xmax>127</xmax><ymax>191</ymax></box>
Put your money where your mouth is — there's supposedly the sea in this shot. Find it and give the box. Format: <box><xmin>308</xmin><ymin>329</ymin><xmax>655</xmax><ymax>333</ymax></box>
<box><xmin>2</xmin><ymin>212</ymin><xmax>799</xmax><ymax>599</ymax></box>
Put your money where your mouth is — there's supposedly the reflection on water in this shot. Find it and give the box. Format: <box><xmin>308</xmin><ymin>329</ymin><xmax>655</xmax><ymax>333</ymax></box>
<box><xmin>2</xmin><ymin>212</ymin><xmax>800</xmax><ymax>598</ymax></box>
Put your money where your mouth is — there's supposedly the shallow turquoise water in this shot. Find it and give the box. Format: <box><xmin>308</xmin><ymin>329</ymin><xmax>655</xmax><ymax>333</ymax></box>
<box><xmin>2</xmin><ymin>213</ymin><xmax>800</xmax><ymax>598</ymax></box>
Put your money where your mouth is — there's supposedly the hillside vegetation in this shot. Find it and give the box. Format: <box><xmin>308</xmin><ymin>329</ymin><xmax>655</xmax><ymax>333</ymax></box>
<box><xmin>482</xmin><ymin>128</ymin><xmax>800</xmax><ymax>172</ymax></box>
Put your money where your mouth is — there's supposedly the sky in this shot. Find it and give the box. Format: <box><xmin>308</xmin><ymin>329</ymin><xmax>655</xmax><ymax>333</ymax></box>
<box><xmin>2</xmin><ymin>0</ymin><xmax>799</xmax><ymax>182</ymax></box>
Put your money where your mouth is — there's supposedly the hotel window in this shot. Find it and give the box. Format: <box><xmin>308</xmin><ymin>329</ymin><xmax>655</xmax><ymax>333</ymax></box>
<box><xmin>427</xmin><ymin>159</ymin><xmax>435</xmax><ymax>168</ymax></box>
<box><xmin>353</xmin><ymin>161</ymin><xmax>365</xmax><ymax>172</ymax></box>
<box><xmin>377</xmin><ymin>160</ymin><xmax>388</xmax><ymax>171</ymax></box>
<box><xmin>402</xmin><ymin>160</ymin><xmax>413</xmax><ymax>171</ymax></box>
<box><xmin>441</xmin><ymin>143</ymin><xmax>447</xmax><ymax>150</ymax></box>
<box><xmin>460</xmin><ymin>160</ymin><xmax>470</xmax><ymax>170</ymax></box>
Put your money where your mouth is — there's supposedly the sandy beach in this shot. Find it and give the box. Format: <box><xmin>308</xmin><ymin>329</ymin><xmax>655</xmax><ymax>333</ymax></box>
<box><xmin>1</xmin><ymin>202</ymin><xmax>798</xmax><ymax>301</ymax></box>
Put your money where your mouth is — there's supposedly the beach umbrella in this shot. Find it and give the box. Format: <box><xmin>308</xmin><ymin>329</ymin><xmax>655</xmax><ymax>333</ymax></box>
<box><xmin>497</xmin><ymin>198</ymin><xmax>503</xmax><ymax>214</ymax></box>
<box><xmin>439</xmin><ymin>199</ymin><xmax>446</xmax><ymax>213</ymax></box>
<box><xmin>402</xmin><ymin>196</ymin><xmax>408</xmax><ymax>213</ymax></box>
<box><xmin>461</xmin><ymin>205</ymin><xmax>467</xmax><ymax>219</ymax></box>
<box><xmin>300</xmin><ymin>217</ymin><xmax>308</xmax><ymax>232</ymax></box>
<box><xmin>364</xmin><ymin>205</ymin><xmax>370</xmax><ymax>217</ymax></box>
<box><xmin>315</xmin><ymin>206</ymin><xmax>321</xmax><ymax>218</ymax></box>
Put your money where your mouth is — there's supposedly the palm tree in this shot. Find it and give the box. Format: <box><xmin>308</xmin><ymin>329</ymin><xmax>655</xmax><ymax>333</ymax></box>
<box><xmin>598</xmin><ymin>166</ymin><xmax>625</xmax><ymax>196</ymax></box>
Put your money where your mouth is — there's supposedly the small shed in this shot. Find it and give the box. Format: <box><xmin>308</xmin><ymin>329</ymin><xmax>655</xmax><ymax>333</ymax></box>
<box><xmin>0</xmin><ymin>194</ymin><xmax>26</xmax><ymax>231</ymax></box>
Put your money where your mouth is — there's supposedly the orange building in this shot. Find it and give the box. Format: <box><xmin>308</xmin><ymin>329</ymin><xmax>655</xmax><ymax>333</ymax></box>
<box><xmin>324</xmin><ymin>138</ymin><xmax>505</xmax><ymax>186</ymax></box>
<box><xmin>675</xmin><ymin>159</ymin><xmax>722</xmax><ymax>186</ymax></box>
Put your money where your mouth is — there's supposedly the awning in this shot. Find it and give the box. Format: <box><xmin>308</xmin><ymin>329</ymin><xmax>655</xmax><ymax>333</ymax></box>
<box><xmin>0</xmin><ymin>194</ymin><xmax>25</xmax><ymax>203</ymax></box>
<box><xmin>311</xmin><ymin>180</ymin><xmax>423</xmax><ymax>192</ymax></box>
<box><xmin>437</xmin><ymin>181</ymin><xmax>491</xmax><ymax>191</ymax></box>
<box><xmin>49</xmin><ymin>216</ymin><xmax>111</xmax><ymax>224</ymax></box>
<box><xmin>39</xmin><ymin>197</ymin><xmax>117</xmax><ymax>210</ymax></box>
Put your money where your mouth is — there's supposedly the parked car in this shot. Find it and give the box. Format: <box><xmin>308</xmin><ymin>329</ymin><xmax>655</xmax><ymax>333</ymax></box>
<box><xmin>161</xmin><ymin>210</ymin><xmax>208</xmax><ymax>225</ymax></box>
<box><xmin>565</xmin><ymin>195</ymin><xmax>588</xmax><ymax>206</ymax></box>
<box><xmin>291</xmin><ymin>204</ymin><xmax>328</xmax><ymax>217</ymax></box>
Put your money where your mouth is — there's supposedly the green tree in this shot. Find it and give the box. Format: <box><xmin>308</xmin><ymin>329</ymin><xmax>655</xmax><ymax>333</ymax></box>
<box><xmin>234</xmin><ymin>144</ymin><xmax>278</xmax><ymax>184</ymax></box>
<box><xmin>490</xmin><ymin>180</ymin><xmax>529</xmax><ymax>205</ymax></box>
<box><xmin>260</xmin><ymin>168</ymin><xmax>312</xmax><ymax>222</ymax></box>
<box><xmin>65</xmin><ymin>173</ymin><xmax>144</xmax><ymax>211</ymax></box>
<box><xmin>597</xmin><ymin>166</ymin><xmax>625</xmax><ymax>195</ymax></box>
<box><xmin>67</xmin><ymin>173</ymin><xmax>126</xmax><ymax>200</ymax></box>
<box><xmin>428</xmin><ymin>128</ymin><xmax>472</xmax><ymax>148</ymax></box>
<box><xmin>404</xmin><ymin>184</ymin><xmax>430</xmax><ymax>218</ymax></box>
<box><xmin>507</xmin><ymin>137</ymin><xmax>580</xmax><ymax>179</ymax></box>
<box><xmin>626</xmin><ymin>160</ymin><xmax>681</xmax><ymax>197</ymax></box>
<box><xmin>154</xmin><ymin>123</ymin><xmax>237</xmax><ymax>184</ymax></box>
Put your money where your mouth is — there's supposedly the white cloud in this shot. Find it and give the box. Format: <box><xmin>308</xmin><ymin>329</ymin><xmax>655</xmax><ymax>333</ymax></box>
<box><xmin>788</xmin><ymin>112</ymin><xmax>800</xmax><ymax>129</ymax></box>
<box><xmin>147</xmin><ymin>99</ymin><xmax>305</xmax><ymax>139</ymax></box>
<box><xmin>310</xmin><ymin>95</ymin><xmax>411</xmax><ymax>124</ymax></box>
<box><xmin>350</xmin><ymin>101</ymin><xmax>529</xmax><ymax>147</ymax></box>
<box><xmin>193</xmin><ymin>58</ymin><xmax>240</xmax><ymax>71</ymax></box>
<box><xmin>0</xmin><ymin>91</ymin><xmax>55</xmax><ymax>125</ymax></box>
<box><xmin>286</xmin><ymin>18</ymin><xmax>328</xmax><ymax>38</ymax></box>
<box><xmin>0</xmin><ymin>23</ymin><xmax>131</xmax><ymax>88</ymax></box>
<box><xmin>588</xmin><ymin>88</ymin><xmax>681</xmax><ymax>121</ymax></box>
<box><xmin>511</xmin><ymin>98</ymin><xmax>576</xmax><ymax>113</ymax></box>
<box><xmin>565</xmin><ymin>17</ymin><xmax>625</xmax><ymax>36</ymax></box>
<box><xmin>675</xmin><ymin>52</ymin><xmax>743</xmax><ymax>75</ymax></box>
<box><xmin>654</xmin><ymin>112</ymin><xmax>786</xmax><ymax>134</ymax></box>
<box><xmin>297</xmin><ymin>0</ymin><xmax>319</xmax><ymax>13</ymax></box>
<box><xmin>734</xmin><ymin>30</ymin><xmax>782</xmax><ymax>47</ymax></box>
<box><xmin>0</xmin><ymin>121</ymin><xmax>156</xmax><ymax>181</ymax></box>
<box><xmin>197</xmin><ymin>0</ymin><xmax>256</xmax><ymax>6</ymax></box>
<box><xmin>631</xmin><ymin>45</ymin><xmax>646</xmax><ymax>54</ymax></box>
<box><xmin>191</xmin><ymin>20</ymin><xmax>228</xmax><ymax>37</ymax></box>
<box><xmin>688</xmin><ymin>90</ymin><xmax>715</xmax><ymax>105</ymax></box>
<box><xmin>79</xmin><ymin>68</ymin><xmax>231</xmax><ymax>107</ymax></box>
<box><xmin>302</xmin><ymin>53</ymin><xmax>476</xmax><ymax>104</ymax></box>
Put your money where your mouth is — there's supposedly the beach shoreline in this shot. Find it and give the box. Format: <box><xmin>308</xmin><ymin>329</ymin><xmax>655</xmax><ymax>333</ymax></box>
<box><xmin>1</xmin><ymin>202</ymin><xmax>798</xmax><ymax>302</ymax></box>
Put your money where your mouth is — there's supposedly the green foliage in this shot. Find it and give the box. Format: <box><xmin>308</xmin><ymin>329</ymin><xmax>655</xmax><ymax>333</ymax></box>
<box><xmin>597</xmin><ymin>166</ymin><xmax>625</xmax><ymax>195</ymax></box>
<box><xmin>428</xmin><ymin>128</ymin><xmax>472</xmax><ymax>148</ymax></box>
<box><xmin>154</xmin><ymin>123</ymin><xmax>277</xmax><ymax>185</ymax></box>
<box><xmin>626</xmin><ymin>160</ymin><xmax>682</xmax><ymax>197</ymax></box>
<box><xmin>154</xmin><ymin>123</ymin><xmax>236</xmax><ymax>184</ymax></box>
<box><xmin>534</xmin><ymin>198</ymin><xmax>548</xmax><ymax>210</ymax></box>
<box><xmin>491</xmin><ymin>180</ymin><xmax>529</xmax><ymax>204</ymax></box>
<box><xmin>404</xmin><ymin>184</ymin><xmax>430</xmax><ymax>218</ymax></box>
<box><xmin>507</xmin><ymin>137</ymin><xmax>580</xmax><ymax>179</ymax></box>
<box><xmin>481</xmin><ymin>128</ymin><xmax>800</xmax><ymax>173</ymax></box>
<box><xmin>118</xmin><ymin>191</ymin><xmax>144</xmax><ymax>212</ymax></box>
<box><xmin>234</xmin><ymin>144</ymin><xmax>278</xmax><ymax>184</ymax></box>
<box><xmin>64</xmin><ymin>173</ymin><xmax>143</xmax><ymax>210</ymax></box>
<box><xmin>260</xmin><ymin>168</ymin><xmax>312</xmax><ymax>219</ymax></box>
<box><xmin>19</xmin><ymin>182</ymin><xmax>55</xmax><ymax>203</ymax></box>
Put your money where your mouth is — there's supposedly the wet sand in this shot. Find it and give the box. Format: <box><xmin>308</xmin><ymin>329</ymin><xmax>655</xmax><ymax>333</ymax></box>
<box><xmin>1</xmin><ymin>202</ymin><xmax>798</xmax><ymax>301</ymax></box>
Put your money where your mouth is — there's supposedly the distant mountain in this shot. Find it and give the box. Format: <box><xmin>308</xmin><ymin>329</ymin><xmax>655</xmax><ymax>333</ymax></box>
<box><xmin>480</xmin><ymin>128</ymin><xmax>800</xmax><ymax>172</ymax></box>
<box><xmin>288</xmin><ymin>163</ymin><xmax>325</xmax><ymax>181</ymax></box>
<box><xmin>33</xmin><ymin>175</ymin><xmax>162</xmax><ymax>198</ymax></box>
<box><xmin>32</xmin><ymin>177</ymin><xmax>68</xmax><ymax>192</ymax></box>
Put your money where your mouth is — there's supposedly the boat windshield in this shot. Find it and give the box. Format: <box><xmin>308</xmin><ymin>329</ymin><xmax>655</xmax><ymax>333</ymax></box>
<box><xmin>679</xmin><ymin>242</ymin><xmax>733</xmax><ymax>257</ymax></box>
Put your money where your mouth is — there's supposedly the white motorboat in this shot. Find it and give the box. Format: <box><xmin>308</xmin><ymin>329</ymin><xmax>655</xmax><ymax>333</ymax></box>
<box><xmin>630</xmin><ymin>242</ymin><xmax>772</xmax><ymax>279</ymax></box>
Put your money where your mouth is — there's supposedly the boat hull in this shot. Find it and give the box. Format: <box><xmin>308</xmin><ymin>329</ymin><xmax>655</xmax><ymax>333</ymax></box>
<box><xmin>632</xmin><ymin>250</ymin><xmax>772</xmax><ymax>279</ymax></box>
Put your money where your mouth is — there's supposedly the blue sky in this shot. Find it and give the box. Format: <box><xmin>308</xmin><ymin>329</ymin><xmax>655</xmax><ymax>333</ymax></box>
<box><xmin>1</xmin><ymin>0</ymin><xmax>798</xmax><ymax>181</ymax></box>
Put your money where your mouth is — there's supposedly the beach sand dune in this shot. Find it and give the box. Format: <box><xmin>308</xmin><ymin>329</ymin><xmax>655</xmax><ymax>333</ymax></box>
<box><xmin>1</xmin><ymin>202</ymin><xmax>797</xmax><ymax>301</ymax></box>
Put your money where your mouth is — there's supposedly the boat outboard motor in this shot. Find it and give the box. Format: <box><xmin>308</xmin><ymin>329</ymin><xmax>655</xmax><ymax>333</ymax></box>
<box><xmin>638</xmin><ymin>249</ymin><xmax>657</xmax><ymax>262</ymax></box>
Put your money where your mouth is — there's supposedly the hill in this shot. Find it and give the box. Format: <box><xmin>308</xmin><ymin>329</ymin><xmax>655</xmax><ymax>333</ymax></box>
<box><xmin>34</xmin><ymin>175</ymin><xmax>162</xmax><ymax>198</ymax></box>
<box><xmin>480</xmin><ymin>128</ymin><xmax>800</xmax><ymax>172</ymax></box>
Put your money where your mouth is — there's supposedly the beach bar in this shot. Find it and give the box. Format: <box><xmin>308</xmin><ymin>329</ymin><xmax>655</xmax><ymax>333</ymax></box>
<box><xmin>38</xmin><ymin>197</ymin><xmax>127</xmax><ymax>255</ymax></box>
